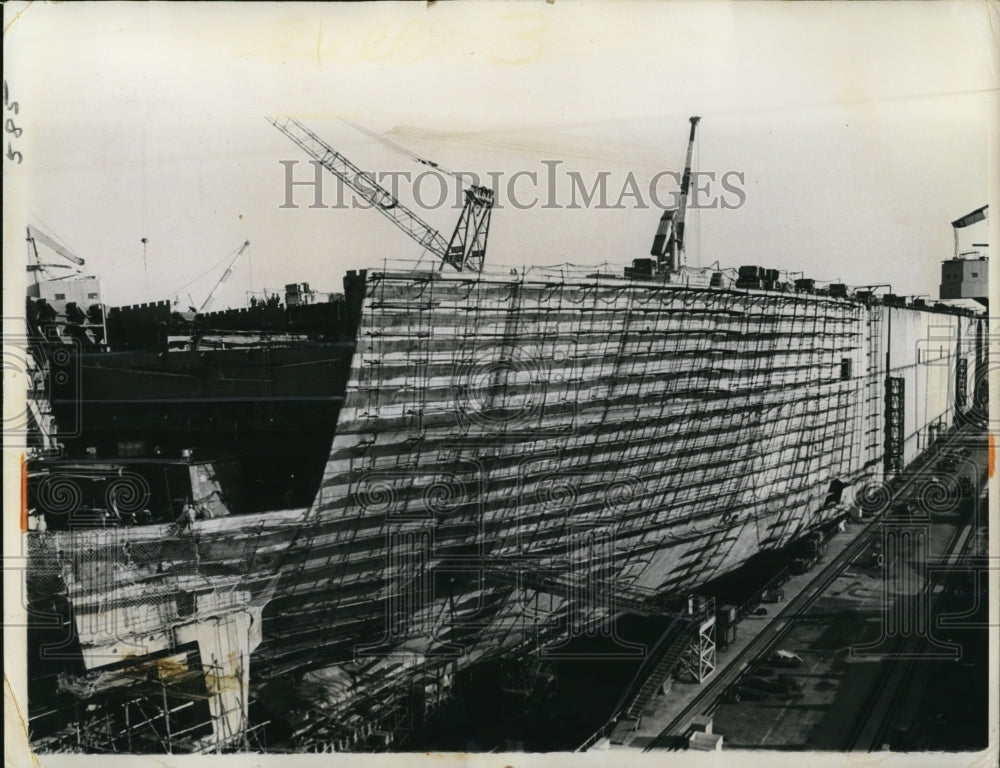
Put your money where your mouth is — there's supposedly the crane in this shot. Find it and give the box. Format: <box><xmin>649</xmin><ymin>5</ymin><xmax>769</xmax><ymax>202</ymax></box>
<box><xmin>199</xmin><ymin>240</ymin><xmax>250</xmax><ymax>313</ymax></box>
<box><xmin>26</xmin><ymin>225</ymin><xmax>86</xmax><ymax>280</ymax></box>
<box><xmin>650</xmin><ymin>116</ymin><xmax>701</xmax><ymax>274</ymax></box>
<box><xmin>268</xmin><ymin>116</ymin><xmax>493</xmax><ymax>272</ymax></box>
<box><xmin>950</xmin><ymin>205</ymin><xmax>988</xmax><ymax>259</ymax></box>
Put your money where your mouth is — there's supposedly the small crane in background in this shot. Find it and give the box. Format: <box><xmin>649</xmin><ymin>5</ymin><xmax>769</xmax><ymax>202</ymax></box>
<box><xmin>198</xmin><ymin>240</ymin><xmax>250</xmax><ymax>314</ymax></box>
<box><xmin>26</xmin><ymin>225</ymin><xmax>86</xmax><ymax>283</ymax></box>
<box><xmin>951</xmin><ymin>205</ymin><xmax>988</xmax><ymax>259</ymax></box>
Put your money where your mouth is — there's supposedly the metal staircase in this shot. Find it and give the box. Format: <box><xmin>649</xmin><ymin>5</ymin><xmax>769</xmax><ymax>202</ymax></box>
<box><xmin>604</xmin><ymin>597</ymin><xmax>716</xmax><ymax>744</ymax></box>
<box><xmin>621</xmin><ymin>623</ymin><xmax>696</xmax><ymax>722</ymax></box>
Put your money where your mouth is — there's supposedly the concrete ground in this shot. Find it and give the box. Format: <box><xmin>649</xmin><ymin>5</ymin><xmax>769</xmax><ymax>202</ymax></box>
<box><xmin>613</xmin><ymin>510</ymin><xmax>880</xmax><ymax>749</ymax></box>
<box><xmin>614</xmin><ymin>441</ymin><xmax>989</xmax><ymax>752</ymax></box>
<box><xmin>711</xmin><ymin>512</ymin><xmax>964</xmax><ymax>750</ymax></box>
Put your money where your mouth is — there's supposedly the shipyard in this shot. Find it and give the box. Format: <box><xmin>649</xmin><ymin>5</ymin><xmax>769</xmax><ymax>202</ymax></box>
<box><xmin>4</xmin><ymin>3</ymin><xmax>997</xmax><ymax>763</ymax></box>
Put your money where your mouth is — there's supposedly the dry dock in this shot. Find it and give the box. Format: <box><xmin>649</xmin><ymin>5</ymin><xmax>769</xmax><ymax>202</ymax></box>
<box><xmin>592</xmin><ymin>425</ymin><xmax>990</xmax><ymax>752</ymax></box>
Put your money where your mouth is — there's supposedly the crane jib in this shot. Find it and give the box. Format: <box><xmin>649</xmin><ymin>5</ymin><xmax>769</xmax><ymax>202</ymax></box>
<box><xmin>268</xmin><ymin>115</ymin><xmax>492</xmax><ymax>272</ymax></box>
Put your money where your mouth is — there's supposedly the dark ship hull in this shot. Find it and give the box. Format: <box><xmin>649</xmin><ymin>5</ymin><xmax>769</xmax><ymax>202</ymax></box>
<box><xmin>46</xmin><ymin>343</ymin><xmax>350</xmax><ymax>512</ymax></box>
<box><xmin>31</xmin><ymin>274</ymin><xmax>367</xmax><ymax>515</ymax></box>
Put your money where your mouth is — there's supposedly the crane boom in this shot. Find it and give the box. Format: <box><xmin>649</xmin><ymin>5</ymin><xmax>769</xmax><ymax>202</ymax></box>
<box><xmin>268</xmin><ymin>116</ymin><xmax>451</xmax><ymax>254</ymax></box>
<box><xmin>649</xmin><ymin>116</ymin><xmax>700</xmax><ymax>274</ymax></box>
<box><xmin>950</xmin><ymin>205</ymin><xmax>988</xmax><ymax>259</ymax></box>
<box><xmin>27</xmin><ymin>225</ymin><xmax>85</xmax><ymax>267</ymax></box>
<box><xmin>672</xmin><ymin>116</ymin><xmax>701</xmax><ymax>267</ymax></box>
<box><xmin>199</xmin><ymin>240</ymin><xmax>250</xmax><ymax>313</ymax></box>
<box><xmin>951</xmin><ymin>205</ymin><xmax>987</xmax><ymax>229</ymax></box>
<box><xmin>268</xmin><ymin>116</ymin><xmax>493</xmax><ymax>272</ymax></box>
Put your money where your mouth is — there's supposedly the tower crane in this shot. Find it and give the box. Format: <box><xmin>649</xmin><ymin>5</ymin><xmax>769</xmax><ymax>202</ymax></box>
<box><xmin>199</xmin><ymin>240</ymin><xmax>250</xmax><ymax>313</ymax></box>
<box><xmin>268</xmin><ymin>116</ymin><xmax>493</xmax><ymax>272</ymax></box>
<box><xmin>650</xmin><ymin>116</ymin><xmax>701</xmax><ymax>274</ymax></box>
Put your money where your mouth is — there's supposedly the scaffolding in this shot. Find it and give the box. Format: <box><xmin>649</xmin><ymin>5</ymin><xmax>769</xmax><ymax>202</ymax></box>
<box><xmin>28</xmin><ymin>519</ymin><xmax>281</xmax><ymax>753</ymax></box>
<box><xmin>676</xmin><ymin>599</ymin><xmax>717</xmax><ymax>684</ymax></box>
<box><xmin>257</xmin><ymin>269</ymin><xmax>877</xmax><ymax>746</ymax></box>
<box><xmin>27</xmin><ymin>264</ymin><xmax>987</xmax><ymax>752</ymax></box>
<box><xmin>55</xmin><ymin>650</ymin><xmax>269</xmax><ymax>754</ymax></box>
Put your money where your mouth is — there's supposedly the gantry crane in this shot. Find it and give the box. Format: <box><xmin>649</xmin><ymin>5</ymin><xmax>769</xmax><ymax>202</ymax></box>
<box><xmin>268</xmin><ymin>116</ymin><xmax>493</xmax><ymax>272</ymax></box>
<box><xmin>650</xmin><ymin>116</ymin><xmax>701</xmax><ymax>274</ymax></box>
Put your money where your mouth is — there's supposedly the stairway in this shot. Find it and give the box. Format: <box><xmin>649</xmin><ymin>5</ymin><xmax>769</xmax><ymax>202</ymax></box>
<box><xmin>602</xmin><ymin>614</ymin><xmax>701</xmax><ymax>745</ymax></box>
<box><xmin>621</xmin><ymin>620</ymin><xmax>698</xmax><ymax>722</ymax></box>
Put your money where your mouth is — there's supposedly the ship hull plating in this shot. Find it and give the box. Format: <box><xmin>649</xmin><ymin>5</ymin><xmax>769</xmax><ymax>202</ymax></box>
<box><xmin>25</xmin><ymin>267</ymin><xmax>985</xmax><ymax>751</ymax></box>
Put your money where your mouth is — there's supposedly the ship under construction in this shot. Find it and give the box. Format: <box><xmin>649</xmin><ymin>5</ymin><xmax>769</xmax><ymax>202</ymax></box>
<box><xmin>20</xmin><ymin>117</ymin><xmax>989</xmax><ymax>753</ymax></box>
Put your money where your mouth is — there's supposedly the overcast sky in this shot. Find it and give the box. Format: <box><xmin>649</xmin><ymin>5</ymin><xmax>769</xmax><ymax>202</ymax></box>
<box><xmin>4</xmin><ymin>1</ymin><xmax>997</xmax><ymax>308</ymax></box>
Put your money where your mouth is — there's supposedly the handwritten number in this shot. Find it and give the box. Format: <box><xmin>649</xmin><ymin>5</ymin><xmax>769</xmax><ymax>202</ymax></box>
<box><xmin>4</xmin><ymin>81</ymin><xmax>22</xmax><ymax>164</ymax></box>
<box><xmin>490</xmin><ymin>13</ymin><xmax>546</xmax><ymax>65</ymax></box>
<box><xmin>2</xmin><ymin>81</ymin><xmax>16</xmax><ymax>114</ymax></box>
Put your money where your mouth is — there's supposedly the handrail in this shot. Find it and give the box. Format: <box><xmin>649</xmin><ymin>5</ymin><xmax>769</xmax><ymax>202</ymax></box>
<box><xmin>576</xmin><ymin>596</ymin><xmax>716</xmax><ymax>751</ymax></box>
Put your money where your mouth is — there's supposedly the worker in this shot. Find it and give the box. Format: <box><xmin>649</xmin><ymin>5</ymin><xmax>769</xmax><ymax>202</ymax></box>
<box><xmin>198</xmin><ymin>499</ymin><xmax>215</xmax><ymax>519</ymax></box>
<box><xmin>176</xmin><ymin>500</ymin><xmax>197</xmax><ymax>530</ymax></box>
<box><xmin>107</xmin><ymin>498</ymin><xmax>122</xmax><ymax>526</ymax></box>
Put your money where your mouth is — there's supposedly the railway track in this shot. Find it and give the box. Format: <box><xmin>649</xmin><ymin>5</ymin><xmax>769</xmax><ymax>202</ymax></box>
<box><xmin>844</xmin><ymin>493</ymin><xmax>984</xmax><ymax>751</ymax></box>
<box><xmin>643</xmin><ymin>427</ymin><xmax>987</xmax><ymax>752</ymax></box>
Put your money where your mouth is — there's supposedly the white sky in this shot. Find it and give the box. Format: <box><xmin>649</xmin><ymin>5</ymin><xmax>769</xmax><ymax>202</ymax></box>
<box><xmin>4</xmin><ymin>1</ymin><xmax>998</xmax><ymax>308</ymax></box>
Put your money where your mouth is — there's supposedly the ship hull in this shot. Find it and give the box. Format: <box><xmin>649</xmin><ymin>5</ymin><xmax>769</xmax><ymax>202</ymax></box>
<box><xmin>25</xmin><ymin>266</ymin><xmax>986</xmax><ymax>751</ymax></box>
<box><xmin>46</xmin><ymin>344</ymin><xmax>354</xmax><ymax>510</ymax></box>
